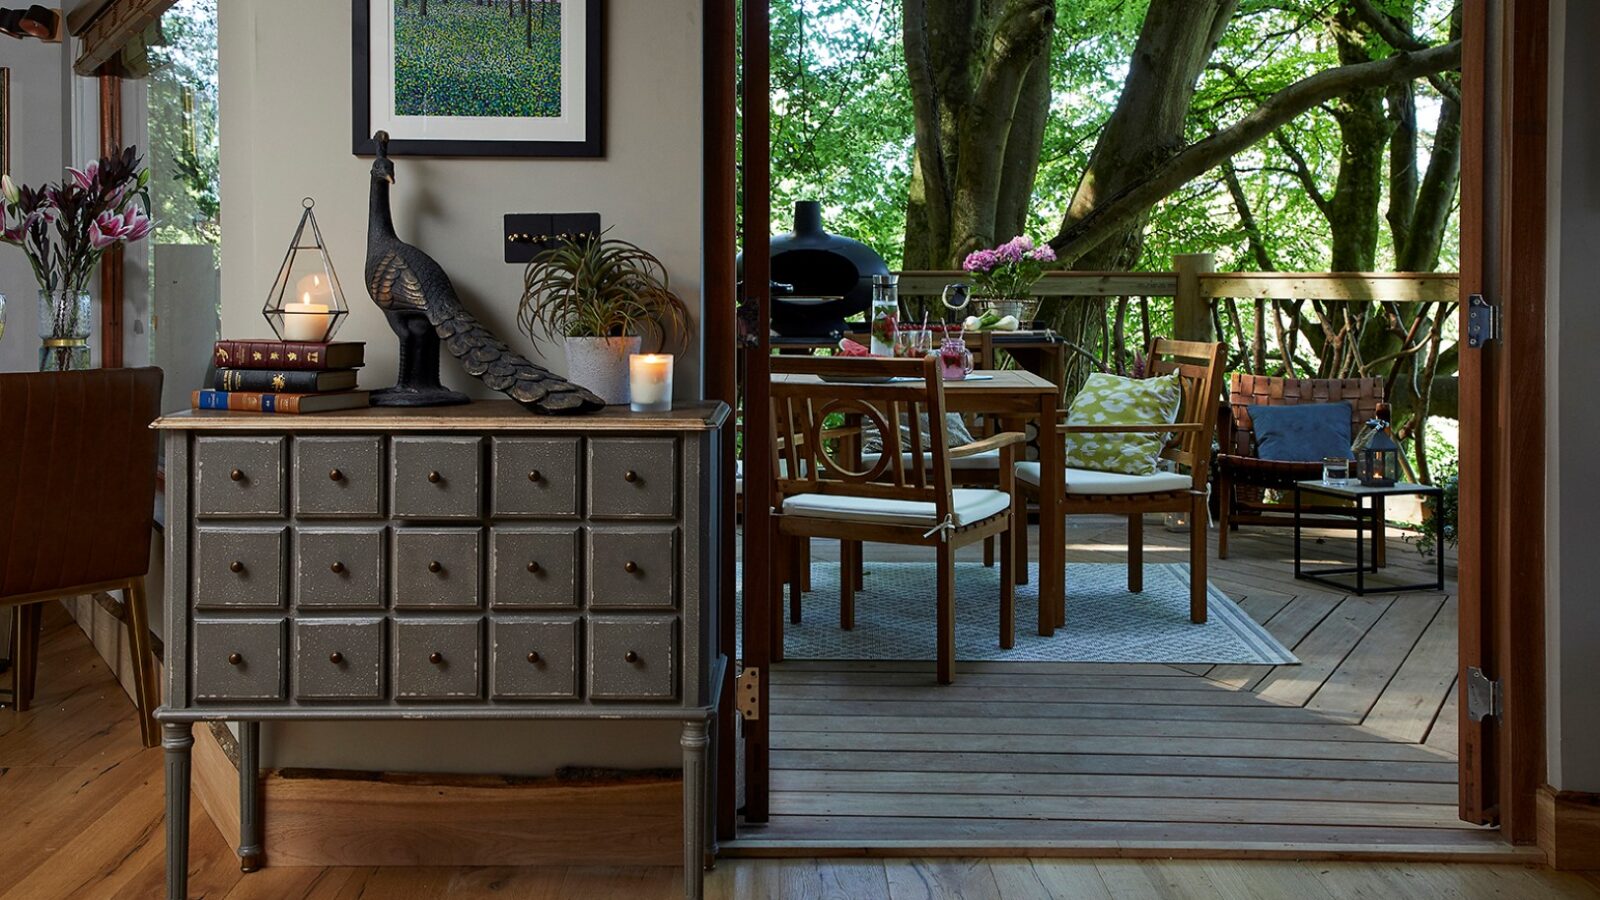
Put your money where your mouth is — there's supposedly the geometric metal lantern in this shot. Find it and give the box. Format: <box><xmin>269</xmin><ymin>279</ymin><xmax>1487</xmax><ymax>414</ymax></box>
<box><xmin>262</xmin><ymin>198</ymin><xmax>349</xmax><ymax>343</ymax></box>
<box><xmin>1352</xmin><ymin>418</ymin><xmax>1401</xmax><ymax>487</ymax></box>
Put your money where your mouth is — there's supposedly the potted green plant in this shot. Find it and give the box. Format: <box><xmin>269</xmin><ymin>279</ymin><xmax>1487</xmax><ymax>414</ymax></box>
<box><xmin>517</xmin><ymin>235</ymin><xmax>691</xmax><ymax>405</ymax></box>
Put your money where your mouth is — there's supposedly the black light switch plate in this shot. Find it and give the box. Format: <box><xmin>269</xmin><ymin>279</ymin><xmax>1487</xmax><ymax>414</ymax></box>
<box><xmin>504</xmin><ymin>213</ymin><xmax>602</xmax><ymax>264</ymax></box>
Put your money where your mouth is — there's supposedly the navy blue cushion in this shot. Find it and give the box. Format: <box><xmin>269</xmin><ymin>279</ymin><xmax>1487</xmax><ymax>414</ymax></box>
<box><xmin>1248</xmin><ymin>402</ymin><xmax>1353</xmax><ymax>462</ymax></box>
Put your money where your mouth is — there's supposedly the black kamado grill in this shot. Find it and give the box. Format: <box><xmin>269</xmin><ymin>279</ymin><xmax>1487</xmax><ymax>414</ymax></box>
<box><xmin>738</xmin><ymin>200</ymin><xmax>890</xmax><ymax>338</ymax></box>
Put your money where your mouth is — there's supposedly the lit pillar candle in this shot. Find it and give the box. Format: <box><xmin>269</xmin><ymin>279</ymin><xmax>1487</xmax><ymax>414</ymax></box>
<box><xmin>281</xmin><ymin>292</ymin><xmax>332</xmax><ymax>342</ymax></box>
<box><xmin>629</xmin><ymin>354</ymin><xmax>674</xmax><ymax>412</ymax></box>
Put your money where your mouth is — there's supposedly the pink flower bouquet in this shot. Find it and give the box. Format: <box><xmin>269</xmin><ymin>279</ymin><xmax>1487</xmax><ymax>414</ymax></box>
<box><xmin>961</xmin><ymin>235</ymin><xmax>1055</xmax><ymax>299</ymax></box>
<box><xmin>1</xmin><ymin>146</ymin><xmax>153</xmax><ymax>295</ymax></box>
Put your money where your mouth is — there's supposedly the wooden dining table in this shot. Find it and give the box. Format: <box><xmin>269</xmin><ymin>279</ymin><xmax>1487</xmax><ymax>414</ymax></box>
<box><xmin>775</xmin><ymin>369</ymin><xmax>1065</xmax><ymax>636</ymax></box>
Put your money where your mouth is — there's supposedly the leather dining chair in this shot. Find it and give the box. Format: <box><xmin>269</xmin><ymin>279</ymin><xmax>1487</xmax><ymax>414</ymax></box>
<box><xmin>0</xmin><ymin>367</ymin><xmax>164</xmax><ymax>747</ymax></box>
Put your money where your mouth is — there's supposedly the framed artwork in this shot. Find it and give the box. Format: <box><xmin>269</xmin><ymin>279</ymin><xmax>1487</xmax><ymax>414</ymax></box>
<box><xmin>352</xmin><ymin>0</ymin><xmax>604</xmax><ymax>158</ymax></box>
<box><xmin>1</xmin><ymin>68</ymin><xmax>10</xmax><ymax>177</ymax></box>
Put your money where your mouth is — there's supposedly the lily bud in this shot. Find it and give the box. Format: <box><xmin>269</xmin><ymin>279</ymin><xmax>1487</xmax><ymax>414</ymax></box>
<box><xmin>1</xmin><ymin>174</ymin><xmax>17</xmax><ymax>206</ymax></box>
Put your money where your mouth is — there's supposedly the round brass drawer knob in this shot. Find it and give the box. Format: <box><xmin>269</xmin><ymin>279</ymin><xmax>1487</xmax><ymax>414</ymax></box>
<box><xmin>229</xmin><ymin>560</ymin><xmax>245</xmax><ymax>574</ymax></box>
<box><xmin>329</xmin><ymin>468</ymin><xmax>344</xmax><ymax>482</ymax></box>
<box><xmin>526</xmin><ymin>561</ymin><xmax>541</xmax><ymax>574</ymax></box>
<box><xmin>624</xmin><ymin>651</ymin><xmax>639</xmax><ymax>664</ymax></box>
<box><xmin>429</xmin><ymin>652</ymin><xmax>444</xmax><ymax>665</ymax></box>
<box><xmin>623</xmin><ymin>470</ymin><xmax>639</xmax><ymax>483</ymax></box>
<box><xmin>329</xmin><ymin>652</ymin><xmax>344</xmax><ymax>664</ymax></box>
<box><xmin>330</xmin><ymin>561</ymin><xmax>346</xmax><ymax>574</ymax></box>
<box><xmin>428</xmin><ymin>561</ymin><xmax>443</xmax><ymax>574</ymax></box>
<box><xmin>528</xmin><ymin>470</ymin><xmax>542</xmax><ymax>483</ymax></box>
<box><xmin>527</xmin><ymin>651</ymin><xmax>541</xmax><ymax>664</ymax></box>
<box><xmin>229</xmin><ymin>468</ymin><xmax>245</xmax><ymax>482</ymax></box>
<box><xmin>227</xmin><ymin>652</ymin><xmax>243</xmax><ymax>666</ymax></box>
<box><xmin>624</xmin><ymin>561</ymin><xmax>639</xmax><ymax>574</ymax></box>
<box><xmin>427</xmin><ymin>470</ymin><xmax>443</xmax><ymax>484</ymax></box>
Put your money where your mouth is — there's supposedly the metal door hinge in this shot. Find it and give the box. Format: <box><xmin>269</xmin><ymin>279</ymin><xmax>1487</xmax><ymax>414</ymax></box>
<box><xmin>736</xmin><ymin>667</ymin><xmax>762</xmax><ymax>721</ymax></box>
<box><xmin>1467</xmin><ymin>666</ymin><xmax>1502</xmax><ymax>722</ymax></box>
<box><xmin>1467</xmin><ymin>294</ymin><xmax>1500</xmax><ymax>348</ymax></box>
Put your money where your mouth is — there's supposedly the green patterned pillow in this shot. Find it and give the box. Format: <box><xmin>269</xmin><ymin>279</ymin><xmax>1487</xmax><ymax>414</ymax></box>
<box><xmin>1063</xmin><ymin>372</ymin><xmax>1183</xmax><ymax>475</ymax></box>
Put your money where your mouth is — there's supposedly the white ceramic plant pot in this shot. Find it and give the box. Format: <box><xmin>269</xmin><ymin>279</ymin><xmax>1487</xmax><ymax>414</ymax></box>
<box><xmin>564</xmin><ymin>335</ymin><xmax>642</xmax><ymax>405</ymax></box>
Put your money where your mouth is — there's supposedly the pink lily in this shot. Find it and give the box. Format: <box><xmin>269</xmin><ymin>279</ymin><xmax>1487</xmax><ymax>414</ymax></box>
<box><xmin>67</xmin><ymin>161</ymin><xmax>100</xmax><ymax>192</ymax></box>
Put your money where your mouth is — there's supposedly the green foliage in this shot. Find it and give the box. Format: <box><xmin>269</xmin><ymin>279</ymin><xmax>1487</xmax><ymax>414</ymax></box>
<box><xmin>518</xmin><ymin>235</ymin><xmax>693</xmax><ymax>348</ymax></box>
<box><xmin>395</xmin><ymin>0</ymin><xmax>562</xmax><ymax>118</ymax></box>
<box><xmin>148</xmin><ymin>0</ymin><xmax>220</xmax><ymax>246</ymax></box>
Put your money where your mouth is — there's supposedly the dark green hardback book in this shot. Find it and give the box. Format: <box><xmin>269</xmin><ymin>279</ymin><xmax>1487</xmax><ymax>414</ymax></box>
<box><xmin>214</xmin><ymin>368</ymin><xmax>360</xmax><ymax>393</ymax></box>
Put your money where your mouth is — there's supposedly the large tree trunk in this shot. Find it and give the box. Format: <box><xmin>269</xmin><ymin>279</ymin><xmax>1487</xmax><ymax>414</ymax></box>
<box><xmin>902</xmin><ymin>0</ymin><xmax>1055</xmax><ymax>269</ymax></box>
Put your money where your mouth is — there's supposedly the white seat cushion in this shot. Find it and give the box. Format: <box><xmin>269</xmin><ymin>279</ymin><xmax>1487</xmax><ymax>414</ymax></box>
<box><xmin>1015</xmin><ymin>463</ymin><xmax>1193</xmax><ymax>495</ymax></box>
<box><xmin>861</xmin><ymin>449</ymin><xmax>1003</xmax><ymax>471</ymax></box>
<box><xmin>781</xmin><ymin>488</ymin><xmax>1011</xmax><ymax>528</ymax></box>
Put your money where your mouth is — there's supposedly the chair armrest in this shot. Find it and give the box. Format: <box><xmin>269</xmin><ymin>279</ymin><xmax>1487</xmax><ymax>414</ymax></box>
<box><xmin>1059</xmin><ymin>423</ymin><xmax>1205</xmax><ymax>434</ymax></box>
<box><xmin>949</xmin><ymin>431</ymin><xmax>1027</xmax><ymax>459</ymax></box>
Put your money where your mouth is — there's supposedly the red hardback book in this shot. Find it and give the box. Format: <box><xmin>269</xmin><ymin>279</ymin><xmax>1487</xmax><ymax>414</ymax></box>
<box><xmin>212</xmin><ymin>340</ymin><xmax>365</xmax><ymax>371</ymax></box>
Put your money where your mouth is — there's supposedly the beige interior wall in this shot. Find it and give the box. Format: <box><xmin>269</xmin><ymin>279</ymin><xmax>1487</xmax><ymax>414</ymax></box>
<box><xmin>0</xmin><ymin>39</ymin><xmax>70</xmax><ymax>373</ymax></box>
<box><xmin>218</xmin><ymin>0</ymin><xmax>704</xmax><ymax>773</ymax></box>
<box><xmin>1544</xmin><ymin>0</ymin><xmax>1600</xmax><ymax>795</ymax></box>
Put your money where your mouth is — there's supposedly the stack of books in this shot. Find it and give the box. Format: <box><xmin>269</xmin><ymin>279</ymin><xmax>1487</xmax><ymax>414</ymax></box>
<box><xmin>194</xmin><ymin>340</ymin><xmax>371</xmax><ymax>414</ymax></box>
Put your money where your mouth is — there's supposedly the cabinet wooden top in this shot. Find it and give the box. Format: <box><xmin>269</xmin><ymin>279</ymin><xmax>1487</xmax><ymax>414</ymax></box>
<box><xmin>154</xmin><ymin>400</ymin><xmax>731</xmax><ymax>432</ymax></box>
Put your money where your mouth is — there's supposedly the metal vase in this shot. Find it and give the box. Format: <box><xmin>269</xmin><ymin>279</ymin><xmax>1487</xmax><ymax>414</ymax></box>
<box><xmin>564</xmin><ymin>335</ymin><xmax>641</xmax><ymax>405</ymax></box>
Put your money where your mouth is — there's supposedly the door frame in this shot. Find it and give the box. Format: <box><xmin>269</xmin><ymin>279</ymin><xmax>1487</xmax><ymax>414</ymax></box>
<box><xmin>709</xmin><ymin>0</ymin><xmax>1554</xmax><ymax>849</ymax></box>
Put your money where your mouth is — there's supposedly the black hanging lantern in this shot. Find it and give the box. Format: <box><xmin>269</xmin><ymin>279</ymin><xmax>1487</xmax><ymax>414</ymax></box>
<box><xmin>1353</xmin><ymin>418</ymin><xmax>1401</xmax><ymax>487</ymax></box>
<box><xmin>263</xmin><ymin>198</ymin><xmax>349</xmax><ymax>343</ymax></box>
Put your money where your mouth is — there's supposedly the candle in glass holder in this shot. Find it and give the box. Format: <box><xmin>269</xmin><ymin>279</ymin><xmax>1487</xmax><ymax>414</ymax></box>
<box><xmin>281</xmin><ymin>292</ymin><xmax>332</xmax><ymax>342</ymax></box>
<box><xmin>629</xmin><ymin>354</ymin><xmax>673</xmax><ymax>412</ymax></box>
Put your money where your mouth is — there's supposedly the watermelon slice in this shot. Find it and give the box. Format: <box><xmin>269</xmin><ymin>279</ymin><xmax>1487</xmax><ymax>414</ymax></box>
<box><xmin>838</xmin><ymin>337</ymin><xmax>871</xmax><ymax>357</ymax></box>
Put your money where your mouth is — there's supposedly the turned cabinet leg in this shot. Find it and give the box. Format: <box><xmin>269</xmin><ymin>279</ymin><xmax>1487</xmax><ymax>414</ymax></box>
<box><xmin>239</xmin><ymin>721</ymin><xmax>263</xmax><ymax>872</ymax></box>
<box><xmin>163</xmin><ymin>722</ymin><xmax>194</xmax><ymax>900</ymax></box>
<box><xmin>681</xmin><ymin>720</ymin><xmax>709</xmax><ymax>900</ymax></box>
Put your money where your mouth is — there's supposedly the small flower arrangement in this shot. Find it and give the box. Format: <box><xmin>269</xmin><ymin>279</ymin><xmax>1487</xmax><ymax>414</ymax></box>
<box><xmin>1</xmin><ymin>147</ymin><xmax>153</xmax><ymax>294</ymax></box>
<box><xmin>961</xmin><ymin>235</ymin><xmax>1055</xmax><ymax>299</ymax></box>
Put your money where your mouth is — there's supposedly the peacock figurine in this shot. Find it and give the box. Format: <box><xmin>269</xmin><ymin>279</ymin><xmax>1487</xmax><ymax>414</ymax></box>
<box><xmin>364</xmin><ymin>132</ymin><xmax>605</xmax><ymax>414</ymax></box>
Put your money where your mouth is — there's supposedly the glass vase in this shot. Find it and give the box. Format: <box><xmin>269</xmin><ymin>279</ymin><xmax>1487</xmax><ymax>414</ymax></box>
<box><xmin>38</xmin><ymin>289</ymin><xmax>93</xmax><ymax>372</ymax></box>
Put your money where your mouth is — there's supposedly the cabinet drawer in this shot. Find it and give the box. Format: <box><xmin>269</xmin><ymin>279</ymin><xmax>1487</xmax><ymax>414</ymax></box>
<box><xmin>294</xmin><ymin>437</ymin><xmax>383</xmax><ymax>518</ymax></box>
<box><xmin>391</xmin><ymin>529</ymin><xmax>482</xmax><ymax>609</ymax></box>
<box><xmin>588</xmin><ymin>616</ymin><xmax>677</xmax><ymax>701</ymax></box>
<box><xmin>491</xmin><ymin>437</ymin><xmax>581</xmax><ymax>518</ymax></box>
<box><xmin>194</xmin><ymin>528</ymin><xmax>287</xmax><ymax>610</ymax></box>
<box><xmin>391</xmin><ymin>437</ymin><xmax>482</xmax><ymax>520</ymax></box>
<box><xmin>195</xmin><ymin>437</ymin><xmax>285</xmax><ymax>518</ymax></box>
<box><xmin>587</xmin><ymin>527</ymin><xmax>677</xmax><ymax>610</ymax></box>
<box><xmin>293</xmin><ymin>618</ymin><xmax>385</xmax><ymax>701</ymax></box>
<box><xmin>491</xmin><ymin>617</ymin><xmax>579</xmax><ymax>700</ymax></box>
<box><xmin>489</xmin><ymin>527</ymin><xmax>580</xmax><ymax>609</ymax></box>
<box><xmin>393</xmin><ymin>618</ymin><xmax>483</xmax><ymax>700</ymax></box>
<box><xmin>587</xmin><ymin>438</ymin><xmax>678</xmax><ymax>519</ymax></box>
<box><xmin>193</xmin><ymin>619</ymin><xmax>286</xmax><ymax>702</ymax></box>
<box><xmin>294</xmin><ymin>528</ymin><xmax>385</xmax><ymax>609</ymax></box>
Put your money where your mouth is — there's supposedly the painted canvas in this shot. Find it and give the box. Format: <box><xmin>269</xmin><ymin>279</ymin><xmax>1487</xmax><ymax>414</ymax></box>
<box><xmin>353</xmin><ymin>0</ymin><xmax>602</xmax><ymax>158</ymax></box>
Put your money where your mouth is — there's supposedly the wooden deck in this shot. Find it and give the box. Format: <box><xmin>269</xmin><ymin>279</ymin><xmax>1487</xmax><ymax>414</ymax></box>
<box><xmin>730</xmin><ymin>518</ymin><xmax>1501</xmax><ymax>857</ymax></box>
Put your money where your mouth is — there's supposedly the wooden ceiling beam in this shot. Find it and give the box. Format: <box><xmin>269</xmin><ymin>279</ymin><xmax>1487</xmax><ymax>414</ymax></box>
<box><xmin>72</xmin><ymin>0</ymin><xmax>174</xmax><ymax>76</ymax></box>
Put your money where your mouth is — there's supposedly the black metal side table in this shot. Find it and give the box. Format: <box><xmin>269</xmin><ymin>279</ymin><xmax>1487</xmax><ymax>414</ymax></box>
<box><xmin>1293</xmin><ymin>480</ymin><xmax>1446</xmax><ymax>595</ymax></box>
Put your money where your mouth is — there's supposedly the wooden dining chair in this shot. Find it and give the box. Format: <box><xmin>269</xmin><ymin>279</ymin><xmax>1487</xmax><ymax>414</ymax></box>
<box><xmin>0</xmin><ymin>367</ymin><xmax>164</xmax><ymax>747</ymax></box>
<box><xmin>769</xmin><ymin>355</ymin><xmax>1025</xmax><ymax>684</ymax></box>
<box><xmin>1016</xmin><ymin>339</ymin><xmax>1225</xmax><ymax>624</ymax></box>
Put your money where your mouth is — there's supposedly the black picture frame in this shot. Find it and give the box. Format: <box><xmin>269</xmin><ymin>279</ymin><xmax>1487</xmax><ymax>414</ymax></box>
<box><xmin>352</xmin><ymin>0</ymin><xmax>604</xmax><ymax>158</ymax></box>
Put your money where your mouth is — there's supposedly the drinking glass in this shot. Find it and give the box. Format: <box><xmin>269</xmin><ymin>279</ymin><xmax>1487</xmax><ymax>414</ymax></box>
<box><xmin>1322</xmin><ymin>456</ymin><xmax>1351</xmax><ymax>485</ymax></box>
<box><xmin>894</xmin><ymin>328</ymin><xmax>931</xmax><ymax>358</ymax></box>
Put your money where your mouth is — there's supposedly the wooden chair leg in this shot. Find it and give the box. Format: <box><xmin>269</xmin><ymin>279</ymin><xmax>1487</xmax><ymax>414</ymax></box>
<box><xmin>1128</xmin><ymin>514</ymin><xmax>1144</xmax><ymax>593</ymax></box>
<box><xmin>13</xmin><ymin>603</ymin><xmax>42</xmax><ymax>711</ymax></box>
<box><xmin>840</xmin><ymin>539</ymin><xmax>856</xmax><ymax>631</ymax></box>
<box><xmin>851</xmin><ymin>540</ymin><xmax>865</xmax><ymax>590</ymax></box>
<box><xmin>1217</xmin><ymin>472</ymin><xmax>1232</xmax><ymax>559</ymax></box>
<box><xmin>124</xmin><ymin>579</ymin><xmax>161</xmax><ymax>749</ymax></box>
<box><xmin>770</xmin><ymin>561</ymin><xmax>785</xmax><ymax>663</ymax></box>
<box><xmin>936</xmin><ymin>542</ymin><xmax>956</xmax><ymax>685</ymax></box>
<box><xmin>1015</xmin><ymin>485</ymin><xmax>1031</xmax><ymax>587</ymax></box>
<box><xmin>983</xmin><ymin>536</ymin><xmax>995</xmax><ymax>568</ymax></box>
<box><xmin>999</xmin><ymin>524</ymin><xmax>1015</xmax><ymax>650</ymax></box>
<box><xmin>801</xmin><ymin>537</ymin><xmax>813</xmax><ymax>592</ymax></box>
<box><xmin>787</xmin><ymin>538</ymin><xmax>803</xmax><ymax>625</ymax></box>
<box><xmin>1190</xmin><ymin>494</ymin><xmax>1209</xmax><ymax>624</ymax></box>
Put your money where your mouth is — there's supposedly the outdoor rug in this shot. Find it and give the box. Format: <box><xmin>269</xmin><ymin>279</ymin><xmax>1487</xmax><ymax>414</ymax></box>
<box><xmin>740</xmin><ymin>562</ymin><xmax>1298</xmax><ymax>666</ymax></box>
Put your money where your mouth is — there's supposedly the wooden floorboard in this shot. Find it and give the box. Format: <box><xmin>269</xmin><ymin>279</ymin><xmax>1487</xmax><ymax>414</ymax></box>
<box><xmin>748</xmin><ymin>519</ymin><xmax>1484</xmax><ymax>854</ymax></box>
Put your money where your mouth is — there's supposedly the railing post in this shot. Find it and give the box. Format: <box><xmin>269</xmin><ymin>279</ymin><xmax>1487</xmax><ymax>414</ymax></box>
<box><xmin>1173</xmin><ymin>253</ymin><xmax>1215</xmax><ymax>343</ymax></box>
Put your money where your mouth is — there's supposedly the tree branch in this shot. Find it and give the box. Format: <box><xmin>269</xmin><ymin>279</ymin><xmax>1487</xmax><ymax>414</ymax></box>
<box><xmin>1273</xmin><ymin>131</ymin><xmax>1332</xmax><ymax>216</ymax></box>
<box><xmin>1049</xmin><ymin>39</ymin><xmax>1463</xmax><ymax>265</ymax></box>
